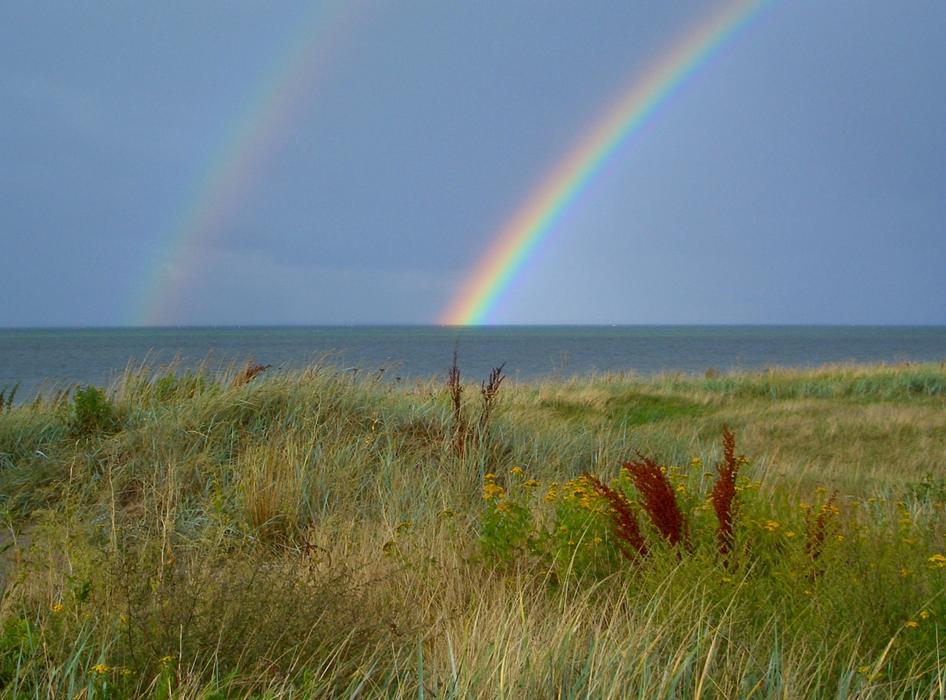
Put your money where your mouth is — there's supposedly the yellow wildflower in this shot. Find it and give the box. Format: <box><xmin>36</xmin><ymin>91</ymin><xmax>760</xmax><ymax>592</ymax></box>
<box><xmin>484</xmin><ymin>473</ymin><xmax>496</xmax><ymax>481</ymax></box>
<box><xmin>763</xmin><ymin>520</ymin><xmax>780</xmax><ymax>532</ymax></box>
<box><xmin>482</xmin><ymin>482</ymin><xmax>505</xmax><ymax>500</ymax></box>
<box><xmin>51</xmin><ymin>602</ymin><xmax>64</xmax><ymax>614</ymax></box>
<box><xmin>920</xmin><ymin>610</ymin><xmax>931</xmax><ymax>620</ymax></box>
<box><xmin>784</xmin><ymin>531</ymin><xmax>796</xmax><ymax>539</ymax></box>
<box><xmin>510</xmin><ymin>466</ymin><xmax>524</xmax><ymax>476</ymax></box>
<box><xmin>928</xmin><ymin>553</ymin><xmax>946</xmax><ymax>568</ymax></box>
<box><xmin>159</xmin><ymin>655</ymin><xmax>175</xmax><ymax>665</ymax></box>
<box><xmin>899</xmin><ymin>567</ymin><xmax>910</xmax><ymax>578</ymax></box>
<box><xmin>523</xmin><ymin>479</ymin><xmax>539</xmax><ymax>489</ymax></box>
<box><xmin>675</xmin><ymin>484</ymin><xmax>687</xmax><ymax>494</ymax></box>
<box><xmin>904</xmin><ymin>620</ymin><xmax>919</xmax><ymax>629</ymax></box>
<box><xmin>92</xmin><ymin>664</ymin><xmax>111</xmax><ymax>674</ymax></box>
<box><xmin>690</xmin><ymin>456</ymin><xmax>703</xmax><ymax>467</ymax></box>
<box><xmin>496</xmin><ymin>501</ymin><xmax>510</xmax><ymax>513</ymax></box>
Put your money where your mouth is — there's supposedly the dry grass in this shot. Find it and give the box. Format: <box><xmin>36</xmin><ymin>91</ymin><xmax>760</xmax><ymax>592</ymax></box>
<box><xmin>0</xmin><ymin>361</ymin><xmax>943</xmax><ymax>697</ymax></box>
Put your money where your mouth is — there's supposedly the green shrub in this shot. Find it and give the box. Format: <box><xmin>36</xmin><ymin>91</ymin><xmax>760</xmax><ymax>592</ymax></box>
<box><xmin>69</xmin><ymin>386</ymin><xmax>119</xmax><ymax>437</ymax></box>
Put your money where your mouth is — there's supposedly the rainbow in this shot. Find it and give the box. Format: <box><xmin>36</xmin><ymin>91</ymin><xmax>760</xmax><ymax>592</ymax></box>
<box><xmin>440</xmin><ymin>0</ymin><xmax>771</xmax><ymax>325</ymax></box>
<box><xmin>132</xmin><ymin>2</ymin><xmax>360</xmax><ymax>326</ymax></box>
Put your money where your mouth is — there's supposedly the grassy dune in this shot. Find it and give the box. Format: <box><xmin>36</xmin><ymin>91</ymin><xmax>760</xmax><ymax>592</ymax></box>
<box><xmin>0</xmin><ymin>362</ymin><xmax>944</xmax><ymax>698</ymax></box>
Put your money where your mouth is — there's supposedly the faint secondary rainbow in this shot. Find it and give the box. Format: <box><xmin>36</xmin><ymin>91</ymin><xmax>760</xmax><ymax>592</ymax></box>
<box><xmin>440</xmin><ymin>0</ymin><xmax>771</xmax><ymax>325</ymax></box>
<box><xmin>132</xmin><ymin>2</ymin><xmax>359</xmax><ymax>326</ymax></box>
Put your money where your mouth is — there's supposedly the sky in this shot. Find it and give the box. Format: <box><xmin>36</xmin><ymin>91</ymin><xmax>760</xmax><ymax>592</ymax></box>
<box><xmin>1</xmin><ymin>1</ymin><xmax>944</xmax><ymax>327</ymax></box>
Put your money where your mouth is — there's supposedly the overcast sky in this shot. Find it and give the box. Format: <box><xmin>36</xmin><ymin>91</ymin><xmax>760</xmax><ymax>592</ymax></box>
<box><xmin>2</xmin><ymin>1</ymin><xmax>944</xmax><ymax>327</ymax></box>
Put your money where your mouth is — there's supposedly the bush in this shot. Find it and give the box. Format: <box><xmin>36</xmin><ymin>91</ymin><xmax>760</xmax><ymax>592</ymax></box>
<box><xmin>69</xmin><ymin>386</ymin><xmax>119</xmax><ymax>437</ymax></box>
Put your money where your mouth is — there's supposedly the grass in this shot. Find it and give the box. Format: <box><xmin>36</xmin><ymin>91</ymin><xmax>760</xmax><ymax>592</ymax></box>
<box><xmin>0</xmin><ymin>360</ymin><xmax>944</xmax><ymax>697</ymax></box>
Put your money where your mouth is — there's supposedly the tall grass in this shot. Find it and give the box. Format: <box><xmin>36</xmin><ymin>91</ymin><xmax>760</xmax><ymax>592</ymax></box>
<box><xmin>0</xmin><ymin>361</ymin><xmax>943</xmax><ymax>697</ymax></box>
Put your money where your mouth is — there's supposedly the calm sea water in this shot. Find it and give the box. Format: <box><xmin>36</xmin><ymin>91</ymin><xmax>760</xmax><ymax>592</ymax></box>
<box><xmin>1</xmin><ymin>326</ymin><xmax>945</xmax><ymax>399</ymax></box>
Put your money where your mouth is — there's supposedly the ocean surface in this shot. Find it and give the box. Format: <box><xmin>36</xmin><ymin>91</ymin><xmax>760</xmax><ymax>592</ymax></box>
<box><xmin>1</xmin><ymin>326</ymin><xmax>945</xmax><ymax>399</ymax></box>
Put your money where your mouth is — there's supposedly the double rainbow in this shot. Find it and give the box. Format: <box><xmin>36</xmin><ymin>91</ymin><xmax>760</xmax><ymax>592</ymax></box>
<box><xmin>440</xmin><ymin>0</ymin><xmax>770</xmax><ymax>325</ymax></box>
<box><xmin>133</xmin><ymin>2</ymin><xmax>359</xmax><ymax>325</ymax></box>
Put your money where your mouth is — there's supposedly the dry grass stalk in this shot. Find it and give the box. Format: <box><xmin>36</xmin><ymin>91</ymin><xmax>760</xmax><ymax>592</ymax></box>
<box><xmin>233</xmin><ymin>362</ymin><xmax>272</xmax><ymax>387</ymax></box>
<box><xmin>448</xmin><ymin>348</ymin><xmax>466</xmax><ymax>456</ymax></box>
<box><xmin>478</xmin><ymin>362</ymin><xmax>506</xmax><ymax>436</ymax></box>
<box><xmin>241</xmin><ymin>440</ymin><xmax>308</xmax><ymax>541</ymax></box>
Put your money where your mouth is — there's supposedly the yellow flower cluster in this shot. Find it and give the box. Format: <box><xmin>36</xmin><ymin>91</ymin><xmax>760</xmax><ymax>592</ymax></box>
<box><xmin>559</xmin><ymin>475</ymin><xmax>606</xmax><ymax>513</ymax></box>
<box><xmin>734</xmin><ymin>477</ymin><xmax>761</xmax><ymax>493</ymax></box>
<box><xmin>90</xmin><ymin>662</ymin><xmax>133</xmax><ymax>677</ymax></box>
<box><xmin>482</xmin><ymin>472</ymin><xmax>505</xmax><ymax>501</ymax></box>
<box><xmin>482</xmin><ymin>481</ymin><xmax>505</xmax><ymax>500</ymax></box>
<box><xmin>928</xmin><ymin>553</ymin><xmax>946</xmax><ymax>568</ymax></box>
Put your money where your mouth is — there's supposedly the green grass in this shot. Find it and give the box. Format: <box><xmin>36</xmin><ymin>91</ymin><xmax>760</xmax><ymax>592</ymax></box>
<box><xmin>0</xmin><ymin>361</ymin><xmax>944</xmax><ymax>698</ymax></box>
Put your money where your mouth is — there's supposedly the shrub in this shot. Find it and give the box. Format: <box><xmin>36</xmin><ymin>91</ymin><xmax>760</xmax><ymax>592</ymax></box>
<box><xmin>69</xmin><ymin>386</ymin><xmax>119</xmax><ymax>437</ymax></box>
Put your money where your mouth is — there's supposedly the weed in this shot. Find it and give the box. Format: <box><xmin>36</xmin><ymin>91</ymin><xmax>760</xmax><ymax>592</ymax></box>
<box><xmin>804</xmin><ymin>490</ymin><xmax>839</xmax><ymax>577</ymax></box>
<box><xmin>584</xmin><ymin>474</ymin><xmax>647</xmax><ymax>559</ymax></box>
<box><xmin>711</xmin><ymin>427</ymin><xmax>740</xmax><ymax>562</ymax></box>
<box><xmin>623</xmin><ymin>456</ymin><xmax>689</xmax><ymax>549</ymax></box>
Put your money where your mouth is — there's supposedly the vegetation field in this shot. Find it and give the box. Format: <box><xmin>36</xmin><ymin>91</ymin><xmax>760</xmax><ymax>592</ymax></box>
<box><xmin>0</xmin><ymin>360</ymin><xmax>944</xmax><ymax>698</ymax></box>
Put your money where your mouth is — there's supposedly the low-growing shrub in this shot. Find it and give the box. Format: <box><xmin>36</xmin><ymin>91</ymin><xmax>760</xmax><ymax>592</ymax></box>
<box><xmin>68</xmin><ymin>386</ymin><xmax>119</xmax><ymax>437</ymax></box>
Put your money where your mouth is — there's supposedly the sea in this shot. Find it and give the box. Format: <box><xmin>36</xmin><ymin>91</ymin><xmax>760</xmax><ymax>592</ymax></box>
<box><xmin>1</xmin><ymin>326</ymin><xmax>945</xmax><ymax>400</ymax></box>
